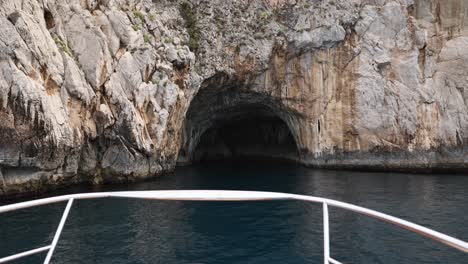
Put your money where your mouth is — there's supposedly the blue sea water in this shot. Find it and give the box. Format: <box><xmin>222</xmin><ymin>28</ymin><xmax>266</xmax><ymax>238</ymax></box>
<box><xmin>1</xmin><ymin>160</ymin><xmax>467</xmax><ymax>263</ymax></box>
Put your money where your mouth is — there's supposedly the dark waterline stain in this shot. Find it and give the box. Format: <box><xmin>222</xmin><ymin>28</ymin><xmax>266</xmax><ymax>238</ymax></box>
<box><xmin>1</xmin><ymin>160</ymin><xmax>467</xmax><ymax>263</ymax></box>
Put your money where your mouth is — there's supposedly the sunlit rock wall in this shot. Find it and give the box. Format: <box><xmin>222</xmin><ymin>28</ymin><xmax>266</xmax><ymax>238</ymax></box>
<box><xmin>0</xmin><ymin>0</ymin><xmax>467</xmax><ymax>195</ymax></box>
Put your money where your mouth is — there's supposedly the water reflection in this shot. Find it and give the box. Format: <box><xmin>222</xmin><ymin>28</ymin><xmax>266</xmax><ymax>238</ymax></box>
<box><xmin>0</xmin><ymin>160</ymin><xmax>467</xmax><ymax>263</ymax></box>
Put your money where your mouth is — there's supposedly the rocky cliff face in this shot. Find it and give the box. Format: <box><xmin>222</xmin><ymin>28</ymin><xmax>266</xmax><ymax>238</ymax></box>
<box><xmin>0</xmin><ymin>0</ymin><xmax>467</xmax><ymax>195</ymax></box>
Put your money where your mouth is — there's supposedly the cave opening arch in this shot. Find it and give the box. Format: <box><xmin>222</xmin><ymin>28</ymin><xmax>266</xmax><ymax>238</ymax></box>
<box><xmin>177</xmin><ymin>83</ymin><xmax>303</xmax><ymax>165</ymax></box>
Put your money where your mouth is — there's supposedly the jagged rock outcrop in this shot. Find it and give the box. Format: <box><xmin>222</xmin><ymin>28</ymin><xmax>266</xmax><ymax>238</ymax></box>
<box><xmin>0</xmin><ymin>0</ymin><xmax>467</xmax><ymax>195</ymax></box>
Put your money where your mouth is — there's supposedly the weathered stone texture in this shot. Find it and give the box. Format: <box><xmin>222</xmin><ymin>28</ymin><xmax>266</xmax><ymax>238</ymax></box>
<box><xmin>0</xmin><ymin>0</ymin><xmax>467</xmax><ymax>195</ymax></box>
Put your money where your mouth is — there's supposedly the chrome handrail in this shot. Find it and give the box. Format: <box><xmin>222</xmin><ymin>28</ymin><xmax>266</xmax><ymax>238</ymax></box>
<box><xmin>0</xmin><ymin>190</ymin><xmax>467</xmax><ymax>263</ymax></box>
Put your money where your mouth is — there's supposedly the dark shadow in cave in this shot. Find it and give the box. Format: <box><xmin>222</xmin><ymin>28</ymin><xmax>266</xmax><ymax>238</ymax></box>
<box><xmin>177</xmin><ymin>74</ymin><xmax>303</xmax><ymax>165</ymax></box>
<box><xmin>179</xmin><ymin>103</ymin><xmax>300</xmax><ymax>164</ymax></box>
<box><xmin>194</xmin><ymin>114</ymin><xmax>298</xmax><ymax>162</ymax></box>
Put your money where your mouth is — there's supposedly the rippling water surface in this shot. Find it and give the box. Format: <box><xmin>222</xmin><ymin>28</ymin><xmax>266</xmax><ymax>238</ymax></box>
<box><xmin>1</xmin><ymin>160</ymin><xmax>467</xmax><ymax>263</ymax></box>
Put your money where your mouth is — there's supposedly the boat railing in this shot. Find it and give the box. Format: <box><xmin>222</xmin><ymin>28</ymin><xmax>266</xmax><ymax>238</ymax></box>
<box><xmin>0</xmin><ymin>190</ymin><xmax>467</xmax><ymax>264</ymax></box>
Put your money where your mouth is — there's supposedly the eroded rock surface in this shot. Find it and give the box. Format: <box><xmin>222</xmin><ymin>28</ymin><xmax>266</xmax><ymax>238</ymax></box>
<box><xmin>0</xmin><ymin>0</ymin><xmax>467</xmax><ymax>195</ymax></box>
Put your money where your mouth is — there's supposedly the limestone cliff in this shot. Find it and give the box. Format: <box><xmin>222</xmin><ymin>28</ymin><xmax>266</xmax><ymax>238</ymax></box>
<box><xmin>0</xmin><ymin>0</ymin><xmax>467</xmax><ymax>195</ymax></box>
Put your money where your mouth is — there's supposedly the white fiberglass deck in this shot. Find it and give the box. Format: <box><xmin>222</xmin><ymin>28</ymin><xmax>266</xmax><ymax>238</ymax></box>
<box><xmin>0</xmin><ymin>190</ymin><xmax>467</xmax><ymax>263</ymax></box>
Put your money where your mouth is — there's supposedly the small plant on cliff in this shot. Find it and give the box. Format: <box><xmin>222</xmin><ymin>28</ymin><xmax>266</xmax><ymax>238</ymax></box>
<box><xmin>151</xmin><ymin>79</ymin><xmax>160</xmax><ymax>86</ymax></box>
<box><xmin>133</xmin><ymin>10</ymin><xmax>145</xmax><ymax>23</ymax></box>
<box><xmin>214</xmin><ymin>15</ymin><xmax>225</xmax><ymax>32</ymax></box>
<box><xmin>143</xmin><ymin>33</ymin><xmax>152</xmax><ymax>43</ymax></box>
<box><xmin>277</xmin><ymin>24</ymin><xmax>287</xmax><ymax>35</ymax></box>
<box><xmin>260</xmin><ymin>11</ymin><xmax>269</xmax><ymax>20</ymax></box>
<box><xmin>180</xmin><ymin>1</ymin><xmax>201</xmax><ymax>52</ymax></box>
<box><xmin>132</xmin><ymin>24</ymin><xmax>141</xmax><ymax>31</ymax></box>
<box><xmin>235</xmin><ymin>45</ymin><xmax>241</xmax><ymax>53</ymax></box>
<box><xmin>53</xmin><ymin>36</ymin><xmax>76</xmax><ymax>61</ymax></box>
<box><xmin>259</xmin><ymin>10</ymin><xmax>271</xmax><ymax>27</ymax></box>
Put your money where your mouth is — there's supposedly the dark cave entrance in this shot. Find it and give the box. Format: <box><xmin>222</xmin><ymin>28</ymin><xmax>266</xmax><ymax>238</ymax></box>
<box><xmin>178</xmin><ymin>85</ymin><xmax>300</xmax><ymax>164</ymax></box>
<box><xmin>191</xmin><ymin>109</ymin><xmax>299</xmax><ymax>163</ymax></box>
